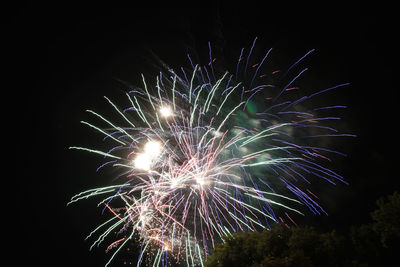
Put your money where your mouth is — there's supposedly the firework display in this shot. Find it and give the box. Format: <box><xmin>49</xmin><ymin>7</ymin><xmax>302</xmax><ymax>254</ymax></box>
<box><xmin>69</xmin><ymin>39</ymin><xmax>354</xmax><ymax>266</ymax></box>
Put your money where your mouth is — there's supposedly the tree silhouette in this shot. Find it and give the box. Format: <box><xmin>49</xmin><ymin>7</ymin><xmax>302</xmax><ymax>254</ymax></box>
<box><xmin>351</xmin><ymin>191</ymin><xmax>400</xmax><ymax>266</ymax></box>
<box><xmin>371</xmin><ymin>191</ymin><xmax>400</xmax><ymax>248</ymax></box>
<box><xmin>205</xmin><ymin>224</ymin><xmax>347</xmax><ymax>267</ymax></box>
<box><xmin>205</xmin><ymin>192</ymin><xmax>400</xmax><ymax>267</ymax></box>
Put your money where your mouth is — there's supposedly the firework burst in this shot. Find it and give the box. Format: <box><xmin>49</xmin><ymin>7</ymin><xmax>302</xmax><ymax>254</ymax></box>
<box><xmin>69</xmin><ymin>39</ymin><xmax>354</xmax><ymax>266</ymax></box>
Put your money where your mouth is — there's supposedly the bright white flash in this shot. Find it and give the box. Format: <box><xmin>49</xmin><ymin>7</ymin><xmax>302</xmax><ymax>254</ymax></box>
<box><xmin>134</xmin><ymin>140</ymin><xmax>162</xmax><ymax>171</ymax></box>
<box><xmin>195</xmin><ymin>175</ymin><xmax>205</xmax><ymax>185</ymax></box>
<box><xmin>160</xmin><ymin>106</ymin><xmax>173</xmax><ymax>117</ymax></box>
<box><xmin>134</xmin><ymin>153</ymin><xmax>151</xmax><ymax>171</ymax></box>
<box><xmin>144</xmin><ymin>140</ymin><xmax>162</xmax><ymax>159</ymax></box>
<box><xmin>144</xmin><ymin>140</ymin><xmax>162</xmax><ymax>158</ymax></box>
<box><xmin>170</xmin><ymin>178</ymin><xmax>179</xmax><ymax>188</ymax></box>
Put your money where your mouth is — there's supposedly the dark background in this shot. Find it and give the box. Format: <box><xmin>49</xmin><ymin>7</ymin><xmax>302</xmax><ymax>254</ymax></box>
<box><xmin>8</xmin><ymin>1</ymin><xmax>397</xmax><ymax>266</ymax></box>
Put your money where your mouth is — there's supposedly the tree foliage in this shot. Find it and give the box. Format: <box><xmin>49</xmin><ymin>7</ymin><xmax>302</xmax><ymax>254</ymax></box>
<box><xmin>371</xmin><ymin>191</ymin><xmax>400</xmax><ymax>248</ymax></box>
<box><xmin>205</xmin><ymin>192</ymin><xmax>400</xmax><ymax>267</ymax></box>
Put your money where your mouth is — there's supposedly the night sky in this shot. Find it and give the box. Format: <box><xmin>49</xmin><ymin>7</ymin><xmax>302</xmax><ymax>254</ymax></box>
<box><xmin>10</xmin><ymin>2</ymin><xmax>397</xmax><ymax>266</ymax></box>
